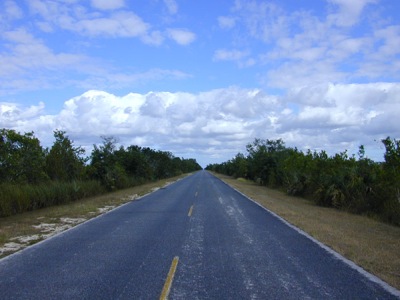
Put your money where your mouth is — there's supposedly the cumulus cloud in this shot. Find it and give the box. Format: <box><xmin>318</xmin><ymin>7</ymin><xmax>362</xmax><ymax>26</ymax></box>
<box><xmin>166</xmin><ymin>28</ymin><xmax>196</xmax><ymax>45</ymax></box>
<box><xmin>2</xmin><ymin>84</ymin><xmax>399</xmax><ymax>165</ymax></box>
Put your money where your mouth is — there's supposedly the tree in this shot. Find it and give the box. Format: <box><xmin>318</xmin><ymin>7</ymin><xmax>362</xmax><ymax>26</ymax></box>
<box><xmin>89</xmin><ymin>136</ymin><xmax>128</xmax><ymax>190</ymax></box>
<box><xmin>246</xmin><ymin>138</ymin><xmax>286</xmax><ymax>186</ymax></box>
<box><xmin>0</xmin><ymin>128</ymin><xmax>47</xmax><ymax>183</ymax></box>
<box><xmin>230</xmin><ymin>153</ymin><xmax>248</xmax><ymax>178</ymax></box>
<box><xmin>45</xmin><ymin>130</ymin><xmax>87</xmax><ymax>181</ymax></box>
<box><xmin>115</xmin><ymin>145</ymin><xmax>152</xmax><ymax>181</ymax></box>
<box><xmin>378</xmin><ymin>137</ymin><xmax>400</xmax><ymax>224</ymax></box>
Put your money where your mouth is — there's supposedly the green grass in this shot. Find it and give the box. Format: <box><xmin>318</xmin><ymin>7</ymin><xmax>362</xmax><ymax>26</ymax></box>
<box><xmin>0</xmin><ymin>180</ymin><xmax>105</xmax><ymax>217</ymax></box>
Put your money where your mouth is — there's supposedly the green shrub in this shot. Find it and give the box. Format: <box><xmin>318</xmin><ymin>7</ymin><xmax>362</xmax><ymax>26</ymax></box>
<box><xmin>0</xmin><ymin>180</ymin><xmax>106</xmax><ymax>217</ymax></box>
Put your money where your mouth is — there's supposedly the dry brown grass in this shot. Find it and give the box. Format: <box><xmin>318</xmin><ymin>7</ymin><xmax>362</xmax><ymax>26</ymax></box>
<box><xmin>0</xmin><ymin>174</ymin><xmax>188</xmax><ymax>258</ymax></box>
<box><xmin>215</xmin><ymin>173</ymin><xmax>400</xmax><ymax>291</ymax></box>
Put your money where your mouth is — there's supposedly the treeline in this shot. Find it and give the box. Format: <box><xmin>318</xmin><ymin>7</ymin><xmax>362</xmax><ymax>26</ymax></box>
<box><xmin>206</xmin><ymin>138</ymin><xmax>400</xmax><ymax>226</ymax></box>
<box><xmin>0</xmin><ymin>128</ymin><xmax>202</xmax><ymax>217</ymax></box>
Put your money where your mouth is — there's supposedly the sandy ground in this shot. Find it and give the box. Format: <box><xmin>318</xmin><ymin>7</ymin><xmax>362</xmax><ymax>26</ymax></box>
<box><xmin>0</xmin><ymin>206</ymin><xmax>117</xmax><ymax>256</ymax></box>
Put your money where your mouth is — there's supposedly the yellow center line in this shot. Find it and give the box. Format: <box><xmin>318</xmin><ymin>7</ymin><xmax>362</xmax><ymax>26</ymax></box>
<box><xmin>188</xmin><ymin>205</ymin><xmax>194</xmax><ymax>217</ymax></box>
<box><xmin>160</xmin><ymin>256</ymin><xmax>179</xmax><ymax>300</ymax></box>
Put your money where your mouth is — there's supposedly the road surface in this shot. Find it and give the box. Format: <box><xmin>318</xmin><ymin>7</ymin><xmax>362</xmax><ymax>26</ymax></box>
<box><xmin>0</xmin><ymin>170</ymin><xmax>399</xmax><ymax>299</ymax></box>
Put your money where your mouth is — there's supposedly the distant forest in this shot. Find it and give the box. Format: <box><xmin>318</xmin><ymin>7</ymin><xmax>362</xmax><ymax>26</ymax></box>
<box><xmin>206</xmin><ymin>138</ymin><xmax>400</xmax><ymax>226</ymax></box>
<box><xmin>0</xmin><ymin>128</ymin><xmax>202</xmax><ymax>217</ymax></box>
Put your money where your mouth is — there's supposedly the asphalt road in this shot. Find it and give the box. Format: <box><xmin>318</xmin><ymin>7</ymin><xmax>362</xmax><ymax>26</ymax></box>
<box><xmin>0</xmin><ymin>170</ymin><xmax>399</xmax><ymax>299</ymax></box>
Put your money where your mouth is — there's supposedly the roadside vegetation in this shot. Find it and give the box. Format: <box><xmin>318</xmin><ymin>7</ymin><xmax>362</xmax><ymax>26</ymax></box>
<box><xmin>206</xmin><ymin>137</ymin><xmax>400</xmax><ymax>226</ymax></box>
<box><xmin>0</xmin><ymin>128</ymin><xmax>202</xmax><ymax>217</ymax></box>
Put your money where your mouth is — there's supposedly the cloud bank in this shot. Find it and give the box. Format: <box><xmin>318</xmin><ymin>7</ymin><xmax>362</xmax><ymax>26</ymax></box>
<box><xmin>1</xmin><ymin>84</ymin><xmax>399</xmax><ymax>166</ymax></box>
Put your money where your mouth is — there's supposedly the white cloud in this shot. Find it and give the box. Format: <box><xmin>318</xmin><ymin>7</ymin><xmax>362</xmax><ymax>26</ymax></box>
<box><xmin>0</xmin><ymin>28</ymin><xmax>93</xmax><ymax>93</ymax></box>
<box><xmin>166</xmin><ymin>28</ymin><xmax>196</xmax><ymax>45</ymax></box>
<box><xmin>213</xmin><ymin>49</ymin><xmax>255</xmax><ymax>68</ymax></box>
<box><xmin>73</xmin><ymin>11</ymin><xmax>149</xmax><ymax>37</ymax></box>
<box><xmin>163</xmin><ymin>0</ymin><xmax>178</xmax><ymax>14</ymax></box>
<box><xmin>26</xmin><ymin>1</ymin><xmax>149</xmax><ymax>39</ymax></box>
<box><xmin>265</xmin><ymin>61</ymin><xmax>346</xmax><ymax>89</ymax></box>
<box><xmin>3</xmin><ymin>83</ymin><xmax>398</xmax><ymax>165</ymax></box>
<box><xmin>218</xmin><ymin>16</ymin><xmax>236</xmax><ymax>29</ymax></box>
<box><xmin>3</xmin><ymin>0</ymin><xmax>23</xmax><ymax>20</ymax></box>
<box><xmin>220</xmin><ymin>0</ymin><xmax>397</xmax><ymax>87</ymax></box>
<box><xmin>231</xmin><ymin>1</ymin><xmax>288</xmax><ymax>43</ymax></box>
<box><xmin>1</xmin><ymin>88</ymin><xmax>274</xmax><ymax>165</ymax></box>
<box><xmin>0</xmin><ymin>25</ymin><xmax>190</xmax><ymax>93</ymax></box>
<box><xmin>213</xmin><ymin>49</ymin><xmax>249</xmax><ymax>61</ymax></box>
<box><xmin>141</xmin><ymin>30</ymin><xmax>165</xmax><ymax>45</ymax></box>
<box><xmin>372</xmin><ymin>25</ymin><xmax>400</xmax><ymax>59</ymax></box>
<box><xmin>327</xmin><ymin>0</ymin><xmax>377</xmax><ymax>27</ymax></box>
<box><xmin>25</xmin><ymin>0</ymin><xmax>194</xmax><ymax>46</ymax></box>
<box><xmin>1</xmin><ymin>0</ymin><xmax>399</xmax><ymax>167</ymax></box>
<box><xmin>79</xmin><ymin>69</ymin><xmax>190</xmax><ymax>90</ymax></box>
<box><xmin>91</xmin><ymin>0</ymin><xmax>125</xmax><ymax>10</ymax></box>
<box><xmin>277</xmin><ymin>83</ymin><xmax>400</xmax><ymax>152</ymax></box>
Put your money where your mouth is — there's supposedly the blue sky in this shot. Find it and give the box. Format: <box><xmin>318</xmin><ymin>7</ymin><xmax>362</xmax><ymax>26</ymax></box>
<box><xmin>1</xmin><ymin>0</ymin><xmax>400</xmax><ymax>167</ymax></box>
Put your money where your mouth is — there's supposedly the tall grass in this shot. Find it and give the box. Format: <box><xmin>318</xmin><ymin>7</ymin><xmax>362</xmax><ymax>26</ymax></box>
<box><xmin>0</xmin><ymin>180</ymin><xmax>105</xmax><ymax>217</ymax></box>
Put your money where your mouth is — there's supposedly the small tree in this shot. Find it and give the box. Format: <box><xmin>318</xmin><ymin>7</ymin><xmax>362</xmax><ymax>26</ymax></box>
<box><xmin>0</xmin><ymin>128</ymin><xmax>47</xmax><ymax>183</ymax></box>
<box><xmin>89</xmin><ymin>136</ymin><xmax>128</xmax><ymax>190</ymax></box>
<box><xmin>45</xmin><ymin>130</ymin><xmax>87</xmax><ymax>181</ymax></box>
<box><xmin>379</xmin><ymin>137</ymin><xmax>400</xmax><ymax>224</ymax></box>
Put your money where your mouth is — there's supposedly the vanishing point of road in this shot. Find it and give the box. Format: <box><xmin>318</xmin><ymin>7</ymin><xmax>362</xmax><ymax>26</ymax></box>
<box><xmin>0</xmin><ymin>171</ymin><xmax>399</xmax><ymax>299</ymax></box>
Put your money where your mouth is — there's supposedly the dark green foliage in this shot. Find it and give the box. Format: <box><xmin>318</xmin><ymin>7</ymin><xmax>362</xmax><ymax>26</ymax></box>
<box><xmin>0</xmin><ymin>128</ymin><xmax>202</xmax><ymax>217</ymax></box>
<box><xmin>206</xmin><ymin>138</ymin><xmax>400</xmax><ymax>226</ymax></box>
<box><xmin>0</xmin><ymin>129</ymin><xmax>48</xmax><ymax>183</ymax></box>
<box><xmin>45</xmin><ymin>130</ymin><xmax>87</xmax><ymax>181</ymax></box>
<box><xmin>89</xmin><ymin>137</ymin><xmax>202</xmax><ymax>191</ymax></box>
<box><xmin>375</xmin><ymin>137</ymin><xmax>400</xmax><ymax>224</ymax></box>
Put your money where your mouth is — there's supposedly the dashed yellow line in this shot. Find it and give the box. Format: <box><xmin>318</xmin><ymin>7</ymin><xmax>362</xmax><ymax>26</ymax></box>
<box><xmin>188</xmin><ymin>205</ymin><xmax>194</xmax><ymax>217</ymax></box>
<box><xmin>160</xmin><ymin>256</ymin><xmax>179</xmax><ymax>300</ymax></box>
